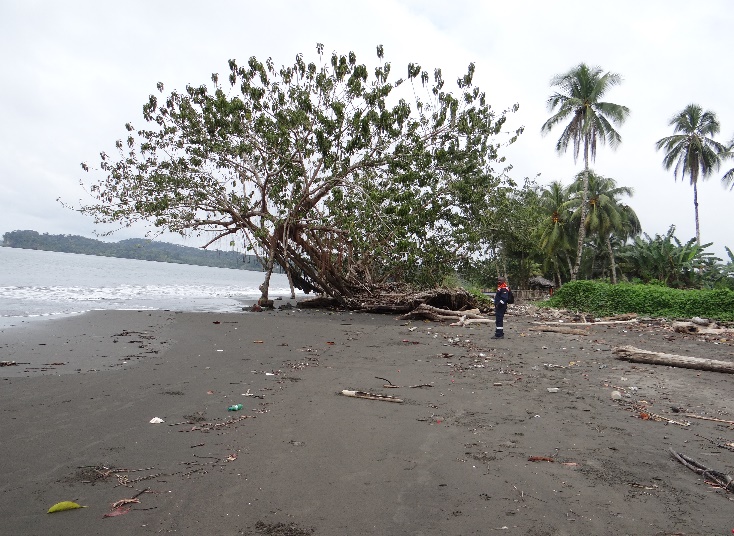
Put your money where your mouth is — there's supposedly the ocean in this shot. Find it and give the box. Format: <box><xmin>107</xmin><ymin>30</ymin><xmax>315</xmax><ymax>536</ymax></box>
<box><xmin>0</xmin><ymin>247</ymin><xmax>299</xmax><ymax>327</ymax></box>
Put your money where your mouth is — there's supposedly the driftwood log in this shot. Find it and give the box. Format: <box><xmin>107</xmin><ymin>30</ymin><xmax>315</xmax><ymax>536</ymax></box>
<box><xmin>613</xmin><ymin>345</ymin><xmax>734</xmax><ymax>374</ymax></box>
<box><xmin>340</xmin><ymin>390</ymin><xmax>404</xmax><ymax>403</ymax></box>
<box><xmin>529</xmin><ymin>325</ymin><xmax>590</xmax><ymax>336</ymax></box>
<box><xmin>530</xmin><ymin>319</ymin><xmax>637</xmax><ymax>326</ymax></box>
<box><xmin>399</xmin><ymin>303</ymin><xmax>487</xmax><ymax>323</ymax></box>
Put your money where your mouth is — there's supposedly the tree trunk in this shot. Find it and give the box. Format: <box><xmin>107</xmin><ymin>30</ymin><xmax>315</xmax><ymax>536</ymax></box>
<box><xmin>285</xmin><ymin>267</ymin><xmax>296</xmax><ymax>299</ymax></box>
<box><xmin>613</xmin><ymin>345</ymin><xmax>734</xmax><ymax>374</ymax></box>
<box><xmin>693</xmin><ymin>180</ymin><xmax>700</xmax><ymax>246</ymax></box>
<box><xmin>606</xmin><ymin>234</ymin><xmax>617</xmax><ymax>284</ymax></box>
<box><xmin>571</xmin><ymin>156</ymin><xmax>591</xmax><ymax>281</ymax></box>
<box><xmin>565</xmin><ymin>254</ymin><xmax>573</xmax><ymax>278</ymax></box>
<box><xmin>553</xmin><ymin>258</ymin><xmax>562</xmax><ymax>288</ymax></box>
<box><xmin>258</xmin><ymin>234</ymin><xmax>278</xmax><ymax>304</ymax></box>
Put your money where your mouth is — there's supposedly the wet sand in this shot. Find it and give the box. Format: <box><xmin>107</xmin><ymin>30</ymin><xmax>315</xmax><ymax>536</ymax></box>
<box><xmin>1</xmin><ymin>306</ymin><xmax>733</xmax><ymax>535</ymax></box>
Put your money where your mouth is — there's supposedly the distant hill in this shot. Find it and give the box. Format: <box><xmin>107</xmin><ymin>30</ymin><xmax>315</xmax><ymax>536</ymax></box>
<box><xmin>1</xmin><ymin>230</ymin><xmax>280</xmax><ymax>272</ymax></box>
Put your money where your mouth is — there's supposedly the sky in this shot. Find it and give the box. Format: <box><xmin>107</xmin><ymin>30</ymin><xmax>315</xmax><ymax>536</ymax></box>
<box><xmin>1</xmin><ymin>0</ymin><xmax>733</xmax><ymax>258</ymax></box>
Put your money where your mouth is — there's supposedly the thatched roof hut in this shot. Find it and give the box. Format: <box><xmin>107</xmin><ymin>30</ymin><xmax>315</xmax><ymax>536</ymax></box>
<box><xmin>528</xmin><ymin>276</ymin><xmax>555</xmax><ymax>290</ymax></box>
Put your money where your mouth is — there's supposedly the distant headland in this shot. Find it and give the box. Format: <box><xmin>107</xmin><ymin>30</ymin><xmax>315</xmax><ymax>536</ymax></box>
<box><xmin>1</xmin><ymin>230</ymin><xmax>278</xmax><ymax>272</ymax></box>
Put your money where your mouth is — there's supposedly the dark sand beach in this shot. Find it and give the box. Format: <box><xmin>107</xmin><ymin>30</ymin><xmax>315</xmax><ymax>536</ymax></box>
<box><xmin>1</xmin><ymin>306</ymin><xmax>734</xmax><ymax>535</ymax></box>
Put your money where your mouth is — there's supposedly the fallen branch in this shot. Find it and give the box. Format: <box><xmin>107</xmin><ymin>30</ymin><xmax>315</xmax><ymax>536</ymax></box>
<box><xmin>613</xmin><ymin>345</ymin><xmax>734</xmax><ymax>374</ymax></box>
<box><xmin>600</xmin><ymin>313</ymin><xmax>638</xmax><ymax>321</ymax></box>
<box><xmin>669</xmin><ymin>448</ymin><xmax>734</xmax><ymax>492</ymax></box>
<box><xmin>340</xmin><ymin>390</ymin><xmax>404</xmax><ymax>403</ymax></box>
<box><xmin>639</xmin><ymin>411</ymin><xmax>690</xmax><ymax>427</ymax></box>
<box><xmin>682</xmin><ymin>414</ymin><xmax>734</xmax><ymax>426</ymax></box>
<box><xmin>529</xmin><ymin>325</ymin><xmax>589</xmax><ymax>336</ymax></box>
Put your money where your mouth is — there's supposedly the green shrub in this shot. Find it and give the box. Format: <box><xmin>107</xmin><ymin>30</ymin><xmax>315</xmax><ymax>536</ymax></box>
<box><xmin>546</xmin><ymin>281</ymin><xmax>734</xmax><ymax>321</ymax></box>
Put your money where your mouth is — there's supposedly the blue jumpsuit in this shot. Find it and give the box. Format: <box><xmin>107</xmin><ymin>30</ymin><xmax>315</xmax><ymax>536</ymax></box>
<box><xmin>494</xmin><ymin>286</ymin><xmax>510</xmax><ymax>338</ymax></box>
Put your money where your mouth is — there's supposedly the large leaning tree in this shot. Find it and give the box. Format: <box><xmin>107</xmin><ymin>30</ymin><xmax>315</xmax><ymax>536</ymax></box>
<box><xmin>76</xmin><ymin>45</ymin><xmax>521</xmax><ymax>307</ymax></box>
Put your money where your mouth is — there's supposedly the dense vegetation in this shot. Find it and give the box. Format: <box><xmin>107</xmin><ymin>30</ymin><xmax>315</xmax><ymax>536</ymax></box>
<box><xmin>546</xmin><ymin>280</ymin><xmax>734</xmax><ymax>322</ymax></box>
<box><xmin>1</xmin><ymin>230</ymin><xmax>275</xmax><ymax>271</ymax></box>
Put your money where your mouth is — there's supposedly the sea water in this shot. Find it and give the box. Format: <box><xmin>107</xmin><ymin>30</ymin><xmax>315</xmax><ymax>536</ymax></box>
<box><xmin>0</xmin><ymin>247</ymin><xmax>299</xmax><ymax>326</ymax></box>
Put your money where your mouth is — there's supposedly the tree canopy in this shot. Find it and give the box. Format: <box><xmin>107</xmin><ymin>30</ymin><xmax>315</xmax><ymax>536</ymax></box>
<box><xmin>655</xmin><ymin>104</ymin><xmax>726</xmax><ymax>246</ymax></box>
<box><xmin>77</xmin><ymin>45</ymin><xmax>522</xmax><ymax>306</ymax></box>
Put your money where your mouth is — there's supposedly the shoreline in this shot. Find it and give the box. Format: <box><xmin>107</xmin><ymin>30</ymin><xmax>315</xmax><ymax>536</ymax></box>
<box><xmin>1</xmin><ymin>308</ymin><xmax>733</xmax><ymax>534</ymax></box>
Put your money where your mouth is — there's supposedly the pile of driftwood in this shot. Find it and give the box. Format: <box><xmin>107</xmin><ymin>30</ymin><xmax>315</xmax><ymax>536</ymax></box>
<box><xmin>398</xmin><ymin>304</ymin><xmax>492</xmax><ymax>325</ymax></box>
<box><xmin>298</xmin><ymin>287</ymin><xmax>481</xmax><ymax>314</ymax></box>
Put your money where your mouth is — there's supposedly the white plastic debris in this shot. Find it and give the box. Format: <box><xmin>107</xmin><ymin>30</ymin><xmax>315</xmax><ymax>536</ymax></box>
<box><xmin>149</xmin><ymin>417</ymin><xmax>165</xmax><ymax>424</ymax></box>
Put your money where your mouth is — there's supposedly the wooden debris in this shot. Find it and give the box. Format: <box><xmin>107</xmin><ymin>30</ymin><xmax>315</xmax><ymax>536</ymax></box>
<box><xmin>600</xmin><ymin>313</ymin><xmax>638</xmax><ymax>321</ymax></box>
<box><xmin>340</xmin><ymin>390</ymin><xmax>404</xmax><ymax>403</ymax></box>
<box><xmin>110</xmin><ymin>498</ymin><xmax>140</xmax><ymax>510</ymax></box>
<box><xmin>613</xmin><ymin>345</ymin><xmax>734</xmax><ymax>374</ymax></box>
<box><xmin>528</xmin><ymin>456</ymin><xmax>554</xmax><ymax>462</ymax></box>
<box><xmin>682</xmin><ymin>414</ymin><xmax>734</xmax><ymax>426</ymax></box>
<box><xmin>670</xmin><ymin>448</ymin><xmax>734</xmax><ymax>492</ymax></box>
<box><xmin>529</xmin><ymin>325</ymin><xmax>590</xmax><ymax>336</ymax></box>
<box><xmin>638</xmin><ymin>411</ymin><xmax>690</xmax><ymax>427</ymax></box>
<box><xmin>672</xmin><ymin>321</ymin><xmax>734</xmax><ymax>335</ymax></box>
<box><xmin>399</xmin><ymin>303</ymin><xmax>487</xmax><ymax>323</ymax></box>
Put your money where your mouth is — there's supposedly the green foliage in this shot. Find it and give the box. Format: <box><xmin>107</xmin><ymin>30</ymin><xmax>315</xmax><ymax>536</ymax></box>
<box><xmin>464</xmin><ymin>285</ymin><xmax>493</xmax><ymax>310</ymax></box>
<box><xmin>75</xmin><ymin>44</ymin><xmax>520</xmax><ymax>303</ymax></box>
<box><xmin>617</xmin><ymin>226</ymin><xmax>720</xmax><ymax>288</ymax></box>
<box><xmin>546</xmin><ymin>280</ymin><xmax>734</xmax><ymax>321</ymax></box>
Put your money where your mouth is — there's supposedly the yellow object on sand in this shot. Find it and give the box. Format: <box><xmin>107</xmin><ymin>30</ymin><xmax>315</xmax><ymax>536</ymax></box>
<box><xmin>47</xmin><ymin>501</ymin><xmax>87</xmax><ymax>513</ymax></box>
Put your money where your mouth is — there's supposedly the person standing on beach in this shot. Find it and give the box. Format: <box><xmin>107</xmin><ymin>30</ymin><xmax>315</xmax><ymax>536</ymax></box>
<box><xmin>493</xmin><ymin>277</ymin><xmax>511</xmax><ymax>339</ymax></box>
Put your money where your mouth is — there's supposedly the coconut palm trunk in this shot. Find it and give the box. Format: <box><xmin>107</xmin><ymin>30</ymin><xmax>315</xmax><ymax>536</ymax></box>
<box><xmin>606</xmin><ymin>234</ymin><xmax>617</xmax><ymax>284</ymax></box>
<box><xmin>571</xmin><ymin>158</ymin><xmax>591</xmax><ymax>280</ymax></box>
<box><xmin>693</xmin><ymin>181</ymin><xmax>701</xmax><ymax>246</ymax></box>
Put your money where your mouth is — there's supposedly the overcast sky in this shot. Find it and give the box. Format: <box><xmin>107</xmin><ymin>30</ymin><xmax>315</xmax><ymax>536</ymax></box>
<box><xmin>1</xmin><ymin>0</ymin><xmax>732</xmax><ymax>257</ymax></box>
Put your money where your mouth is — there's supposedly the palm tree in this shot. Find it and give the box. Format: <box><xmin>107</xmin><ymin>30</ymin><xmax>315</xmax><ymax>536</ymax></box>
<box><xmin>541</xmin><ymin>64</ymin><xmax>630</xmax><ymax>281</ymax></box>
<box><xmin>655</xmin><ymin>104</ymin><xmax>726</xmax><ymax>245</ymax></box>
<box><xmin>536</xmin><ymin>181</ymin><xmax>574</xmax><ymax>286</ymax></box>
<box><xmin>566</xmin><ymin>171</ymin><xmax>639</xmax><ymax>283</ymax></box>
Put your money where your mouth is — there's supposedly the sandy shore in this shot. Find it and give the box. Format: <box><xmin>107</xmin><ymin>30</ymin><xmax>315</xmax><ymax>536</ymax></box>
<box><xmin>1</xmin><ymin>306</ymin><xmax>734</xmax><ymax>535</ymax></box>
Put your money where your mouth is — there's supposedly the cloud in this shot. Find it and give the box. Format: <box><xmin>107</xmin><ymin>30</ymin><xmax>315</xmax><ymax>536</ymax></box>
<box><xmin>1</xmin><ymin>0</ymin><xmax>732</xmax><ymax>257</ymax></box>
